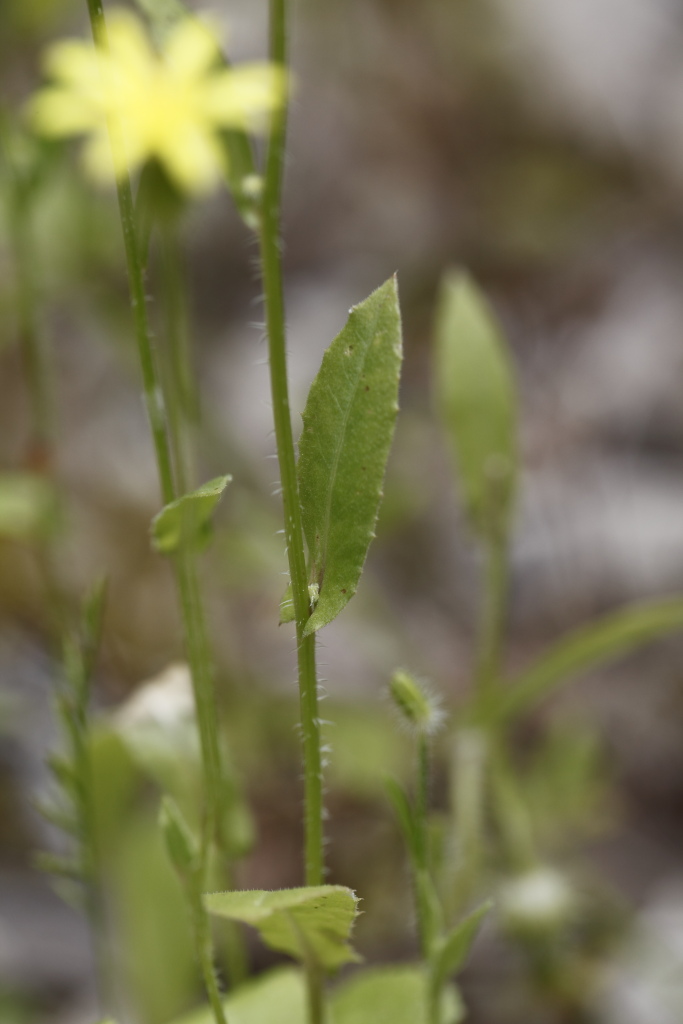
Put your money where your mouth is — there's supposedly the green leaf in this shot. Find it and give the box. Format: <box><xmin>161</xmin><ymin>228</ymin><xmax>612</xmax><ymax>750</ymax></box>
<box><xmin>0</xmin><ymin>472</ymin><xmax>57</xmax><ymax>541</ymax></box>
<box><xmin>500</xmin><ymin>597</ymin><xmax>683</xmax><ymax>721</ymax></box>
<box><xmin>384</xmin><ymin>775</ymin><xmax>420</xmax><ymax>862</ymax></box>
<box><xmin>297</xmin><ymin>277</ymin><xmax>402</xmax><ymax>635</ymax></box>
<box><xmin>204</xmin><ymin>886</ymin><xmax>360</xmax><ymax>971</ymax></box>
<box><xmin>34</xmin><ymin>851</ymin><xmax>84</xmax><ymax>881</ymax></box>
<box><xmin>430</xmin><ymin>901</ymin><xmax>491</xmax><ymax>999</ymax></box>
<box><xmin>433</xmin><ymin>271</ymin><xmax>517</xmax><ymax>542</ymax></box>
<box><xmin>151</xmin><ymin>475</ymin><xmax>231</xmax><ymax>554</ymax></box>
<box><xmin>169</xmin><ymin>968</ymin><xmax>306</xmax><ymax>1024</ymax></box>
<box><xmin>279</xmin><ymin>581</ymin><xmax>295</xmax><ymax>625</ymax></box>
<box><xmin>331</xmin><ymin>966</ymin><xmax>464</xmax><ymax>1024</ymax></box>
<box><xmin>159</xmin><ymin>795</ymin><xmax>200</xmax><ymax>880</ymax></box>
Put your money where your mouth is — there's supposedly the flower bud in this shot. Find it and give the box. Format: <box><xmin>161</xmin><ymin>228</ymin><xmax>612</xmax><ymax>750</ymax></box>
<box><xmin>389</xmin><ymin>669</ymin><xmax>443</xmax><ymax>735</ymax></box>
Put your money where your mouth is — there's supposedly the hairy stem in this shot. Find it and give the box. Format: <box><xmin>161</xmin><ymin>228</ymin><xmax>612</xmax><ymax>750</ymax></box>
<box><xmin>191</xmin><ymin>893</ymin><xmax>229</xmax><ymax>1024</ymax></box>
<box><xmin>160</xmin><ymin>223</ymin><xmax>199</xmax><ymax>494</ymax></box>
<box><xmin>83</xmin><ymin>2</ymin><xmax>232</xmax><ymax>1017</ymax></box>
<box><xmin>258</xmin><ymin>0</ymin><xmax>324</xmax><ymax>888</ymax></box>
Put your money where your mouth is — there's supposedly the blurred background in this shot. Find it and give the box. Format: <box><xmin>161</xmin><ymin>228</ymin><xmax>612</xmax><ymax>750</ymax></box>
<box><xmin>2</xmin><ymin>0</ymin><xmax>683</xmax><ymax>1021</ymax></box>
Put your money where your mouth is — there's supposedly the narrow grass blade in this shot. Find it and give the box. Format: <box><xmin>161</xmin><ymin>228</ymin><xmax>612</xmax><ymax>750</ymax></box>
<box><xmin>297</xmin><ymin>276</ymin><xmax>402</xmax><ymax>635</ymax></box>
<box><xmin>384</xmin><ymin>775</ymin><xmax>420</xmax><ymax>863</ymax></box>
<box><xmin>430</xmin><ymin>901</ymin><xmax>491</xmax><ymax>997</ymax></box>
<box><xmin>501</xmin><ymin>598</ymin><xmax>683</xmax><ymax>721</ymax></box>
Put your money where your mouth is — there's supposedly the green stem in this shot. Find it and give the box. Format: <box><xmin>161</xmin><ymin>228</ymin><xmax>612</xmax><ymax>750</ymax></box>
<box><xmin>192</xmin><ymin>893</ymin><xmax>229</xmax><ymax>1024</ymax></box>
<box><xmin>6</xmin><ymin>185</ymin><xmax>53</xmax><ymax>468</ymax></box>
<box><xmin>417</xmin><ymin>732</ymin><xmax>429</xmax><ymax>854</ymax></box>
<box><xmin>174</xmin><ymin>548</ymin><xmax>224</xmax><ymax>870</ymax></box>
<box><xmin>488</xmin><ymin>739</ymin><xmax>536</xmax><ymax>871</ymax></box>
<box><xmin>86</xmin><ymin>0</ymin><xmax>175</xmax><ymax>506</ymax></box>
<box><xmin>83</xmin><ymin>3</ymin><xmax>233</xmax><ymax>1017</ymax></box>
<box><xmin>259</xmin><ymin>0</ymin><xmax>324</xmax><ymax>888</ymax></box>
<box><xmin>160</xmin><ymin>223</ymin><xmax>199</xmax><ymax>493</ymax></box>
<box><xmin>448</xmin><ymin>727</ymin><xmax>487</xmax><ymax>920</ymax></box>
<box><xmin>305</xmin><ymin>961</ymin><xmax>325</xmax><ymax>1024</ymax></box>
<box><xmin>474</xmin><ymin>537</ymin><xmax>508</xmax><ymax>719</ymax></box>
<box><xmin>414</xmin><ymin>732</ymin><xmax>438</xmax><ymax>958</ymax></box>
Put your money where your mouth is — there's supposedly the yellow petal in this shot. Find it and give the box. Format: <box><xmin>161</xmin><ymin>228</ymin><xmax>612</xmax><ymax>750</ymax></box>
<box><xmin>29</xmin><ymin>87</ymin><xmax>102</xmax><ymax>136</ymax></box>
<box><xmin>43</xmin><ymin>40</ymin><xmax>102</xmax><ymax>93</ymax></box>
<box><xmin>164</xmin><ymin>16</ymin><xmax>221</xmax><ymax>81</ymax></box>
<box><xmin>203</xmin><ymin>65</ymin><xmax>288</xmax><ymax>128</ymax></box>
<box><xmin>158</xmin><ymin>124</ymin><xmax>225</xmax><ymax>193</ymax></box>
<box><xmin>81</xmin><ymin>126</ymin><xmax>119</xmax><ymax>183</ymax></box>
<box><xmin>106</xmin><ymin>8</ymin><xmax>156</xmax><ymax>82</ymax></box>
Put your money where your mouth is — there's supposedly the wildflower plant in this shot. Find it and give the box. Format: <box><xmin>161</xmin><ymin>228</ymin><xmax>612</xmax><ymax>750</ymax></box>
<box><xmin>8</xmin><ymin>1</ymin><xmax>683</xmax><ymax>1024</ymax></box>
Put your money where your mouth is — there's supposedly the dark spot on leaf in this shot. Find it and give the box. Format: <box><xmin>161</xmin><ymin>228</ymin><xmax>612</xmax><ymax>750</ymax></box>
<box><xmin>341</xmin><ymin>588</ymin><xmax>347</xmax><ymax>594</ymax></box>
<box><xmin>364</xmin><ymin>385</ymin><xmax>369</xmax><ymax>391</ymax></box>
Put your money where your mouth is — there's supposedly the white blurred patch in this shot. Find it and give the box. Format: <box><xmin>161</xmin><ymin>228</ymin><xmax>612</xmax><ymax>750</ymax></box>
<box><xmin>598</xmin><ymin>884</ymin><xmax>683</xmax><ymax>1024</ymax></box>
<box><xmin>499</xmin><ymin>867</ymin><xmax>574</xmax><ymax>931</ymax></box>
<box><xmin>493</xmin><ymin>0</ymin><xmax>683</xmax><ymax>177</ymax></box>
<box><xmin>115</xmin><ymin>662</ymin><xmax>195</xmax><ymax>729</ymax></box>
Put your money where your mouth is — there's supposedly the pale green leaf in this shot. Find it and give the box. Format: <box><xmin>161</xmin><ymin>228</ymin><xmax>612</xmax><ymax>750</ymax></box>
<box><xmin>279</xmin><ymin>581</ymin><xmax>320</xmax><ymax>626</ymax></box>
<box><xmin>430</xmin><ymin>901</ymin><xmax>491</xmax><ymax>998</ymax></box>
<box><xmin>279</xmin><ymin>581</ymin><xmax>295</xmax><ymax>624</ymax></box>
<box><xmin>501</xmin><ymin>598</ymin><xmax>683</xmax><ymax>721</ymax></box>
<box><xmin>331</xmin><ymin>966</ymin><xmax>464</xmax><ymax>1024</ymax></box>
<box><xmin>150</xmin><ymin>475</ymin><xmax>231</xmax><ymax>554</ymax></box>
<box><xmin>204</xmin><ymin>886</ymin><xmax>360</xmax><ymax>971</ymax></box>
<box><xmin>297</xmin><ymin>277</ymin><xmax>402</xmax><ymax>635</ymax></box>
<box><xmin>0</xmin><ymin>472</ymin><xmax>57</xmax><ymax>541</ymax></box>
<box><xmin>384</xmin><ymin>775</ymin><xmax>420</xmax><ymax>862</ymax></box>
<box><xmin>169</xmin><ymin>968</ymin><xmax>306</xmax><ymax>1024</ymax></box>
<box><xmin>434</xmin><ymin>271</ymin><xmax>517</xmax><ymax>542</ymax></box>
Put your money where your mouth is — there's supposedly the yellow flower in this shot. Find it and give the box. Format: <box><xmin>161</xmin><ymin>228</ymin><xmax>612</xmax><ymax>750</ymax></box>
<box><xmin>29</xmin><ymin>8</ymin><xmax>286</xmax><ymax>194</ymax></box>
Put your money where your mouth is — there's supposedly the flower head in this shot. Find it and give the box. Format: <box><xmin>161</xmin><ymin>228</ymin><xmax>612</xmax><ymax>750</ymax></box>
<box><xmin>29</xmin><ymin>8</ymin><xmax>286</xmax><ymax>194</ymax></box>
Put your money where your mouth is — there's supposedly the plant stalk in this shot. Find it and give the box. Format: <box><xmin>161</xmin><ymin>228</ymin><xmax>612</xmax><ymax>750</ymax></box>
<box><xmin>83</xmin><ymin>3</ymin><xmax>233</xmax><ymax>1017</ymax></box>
<box><xmin>191</xmin><ymin>892</ymin><xmax>229</xmax><ymax>1024</ymax></box>
<box><xmin>474</xmin><ymin>536</ymin><xmax>508</xmax><ymax>716</ymax></box>
<box><xmin>5</xmin><ymin>177</ymin><xmax>53</xmax><ymax>469</ymax></box>
<box><xmin>258</xmin><ymin>0</ymin><xmax>324</xmax><ymax>889</ymax></box>
<box><xmin>160</xmin><ymin>222</ymin><xmax>199</xmax><ymax>494</ymax></box>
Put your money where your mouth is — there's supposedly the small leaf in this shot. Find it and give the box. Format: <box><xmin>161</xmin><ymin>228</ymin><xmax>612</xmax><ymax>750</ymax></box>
<box><xmin>168</xmin><ymin>967</ymin><xmax>306</xmax><ymax>1024</ymax></box>
<box><xmin>279</xmin><ymin>581</ymin><xmax>319</xmax><ymax>626</ymax></box>
<box><xmin>384</xmin><ymin>776</ymin><xmax>420</xmax><ymax>863</ymax></box>
<box><xmin>48</xmin><ymin>753</ymin><xmax>78</xmax><ymax>794</ymax></box>
<box><xmin>433</xmin><ymin>271</ymin><xmax>517</xmax><ymax>542</ymax></box>
<box><xmin>159</xmin><ymin>795</ymin><xmax>200</xmax><ymax>879</ymax></box>
<box><xmin>331</xmin><ymin>965</ymin><xmax>464</xmax><ymax>1024</ymax></box>
<box><xmin>151</xmin><ymin>475</ymin><xmax>231</xmax><ymax>554</ymax></box>
<box><xmin>501</xmin><ymin>597</ymin><xmax>683</xmax><ymax>721</ymax></box>
<box><xmin>298</xmin><ymin>277</ymin><xmax>402</xmax><ymax>634</ymax></box>
<box><xmin>279</xmin><ymin>581</ymin><xmax>295</xmax><ymax>624</ymax></box>
<box><xmin>34</xmin><ymin>797</ymin><xmax>79</xmax><ymax>836</ymax></box>
<box><xmin>0</xmin><ymin>472</ymin><xmax>57</xmax><ymax>541</ymax></box>
<box><xmin>430</xmin><ymin>901</ymin><xmax>491</xmax><ymax>998</ymax></box>
<box><xmin>34</xmin><ymin>850</ymin><xmax>84</xmax><ymax>881</ymax></box>
<box><xmin>204</xmin><ymin>885</ymin><xmax>360</xmax><ymax>971</ymax></box>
